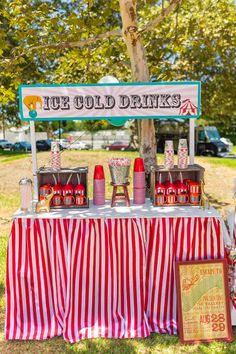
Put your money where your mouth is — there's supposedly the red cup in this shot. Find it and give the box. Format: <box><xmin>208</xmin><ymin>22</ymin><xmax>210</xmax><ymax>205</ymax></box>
<box><xmin>134</xmin><ymin>158</ymin><xmax>145</xmax><ymax>172</ymax></box>
<box><xmin>133</xmin><ymin>187</ymin><xmax>145</xmax><ymax>205</ymax></box>
<box><xmin>94</xmin><ymin>165</ymin><xmax>105</xmax><ymax>179</ymax></box>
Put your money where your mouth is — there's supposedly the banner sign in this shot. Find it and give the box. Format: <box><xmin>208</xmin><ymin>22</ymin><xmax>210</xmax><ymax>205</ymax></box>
<box><xmin>19</xmin><ymin>82</ymin><xmax>201</xmax><ymax>122</ymax></box>
<box><xmin>176</xmin><ymin>259</ymin><xmax>232</xmax><ymax>344</ymax></box>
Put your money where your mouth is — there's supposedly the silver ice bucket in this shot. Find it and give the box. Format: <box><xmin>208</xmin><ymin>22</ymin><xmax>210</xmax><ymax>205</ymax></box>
<box><xmin>109</xmin><ymin>164</ymin><xmax>130</xmax><ymax>185</ymax></box>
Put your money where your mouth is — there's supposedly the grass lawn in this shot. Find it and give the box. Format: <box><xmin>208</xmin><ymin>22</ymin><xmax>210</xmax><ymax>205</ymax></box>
<box><xmin>0</xmin><ymin>149</ymin><xmax>236</xmax><ymax>353</ymax></box>
<box><xmin>0</xmin><ymin>150</ymin><xmax>29</xmax><ymax>163</ymax></box>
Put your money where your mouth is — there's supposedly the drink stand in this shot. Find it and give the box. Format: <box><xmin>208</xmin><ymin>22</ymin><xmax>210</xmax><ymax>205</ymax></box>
<box><xmin>5</xmin><ymin>81</ymin><xmax>233</xmax><ymax>343</ymax></box>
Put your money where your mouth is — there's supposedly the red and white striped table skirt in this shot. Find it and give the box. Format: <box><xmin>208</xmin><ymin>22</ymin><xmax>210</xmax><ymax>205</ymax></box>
<box><xmin>5</xmin><ymin>217</ymin><xmax>224</xmax><ymax>342</ymax></box>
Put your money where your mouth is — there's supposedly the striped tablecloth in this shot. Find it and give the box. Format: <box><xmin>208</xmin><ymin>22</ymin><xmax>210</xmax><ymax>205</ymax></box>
<box><xmin>227</xmin><ymin>210</ymin><xmax>236</xmax><ymax>243</ymax></box>
<box><xmin>5</xmin><ymin>215</ymin><xmax>225</xmax><ymax>342</ymax></box>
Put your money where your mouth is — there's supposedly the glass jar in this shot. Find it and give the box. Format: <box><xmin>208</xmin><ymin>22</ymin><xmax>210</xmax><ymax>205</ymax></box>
<box><xmin>19</xmin><ymin>177</ymin><xmax>32</xmax><ymax>211</ymax></box>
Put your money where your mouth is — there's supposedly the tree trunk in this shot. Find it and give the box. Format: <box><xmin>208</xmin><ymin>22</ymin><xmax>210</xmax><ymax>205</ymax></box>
<box><xmin>119</xmin><ymin>0</ymin><xmax>157</xmax><ymax>176</ymax></box>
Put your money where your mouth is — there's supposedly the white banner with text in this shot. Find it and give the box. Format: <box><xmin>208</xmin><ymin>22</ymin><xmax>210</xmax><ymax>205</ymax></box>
<box><xmin>19</xmin><ymin>82</ymin><xmax>201</xmax><ymax>122</ymax></box>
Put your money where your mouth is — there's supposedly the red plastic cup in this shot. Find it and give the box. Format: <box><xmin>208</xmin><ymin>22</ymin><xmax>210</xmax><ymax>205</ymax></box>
<box><xmin>93</xmin><ymin>167</ymin><xmax>105</xmax><ymax>205</ymax></box>
<box><xmin>133</xmin><ymin>187</ymin><xmax>145</xmax><ymax>204</ymax></box>
<box><xmin>94</xmin><ymin>165</ymin><xmax>105</xmax><ymax>180</ymax></box>
<box><xmin>133</xmin><ymin>171</ymin><xmax>145</xmax><ymax>188</ymax></box>
<box><xmin>134</xmin><ymin>158</ymin><xmax>145</xmax><ymax>172</ymax></box>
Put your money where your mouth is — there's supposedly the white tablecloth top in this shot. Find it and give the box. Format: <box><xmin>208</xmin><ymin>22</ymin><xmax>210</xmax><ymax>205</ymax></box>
<box><xmin>13</xmin><ymin>199</ymin><xmax>223</xmax><ymax>219</ymax></box>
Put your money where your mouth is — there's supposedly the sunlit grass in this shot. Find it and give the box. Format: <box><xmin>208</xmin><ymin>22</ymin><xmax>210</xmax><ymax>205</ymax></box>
<box><xmin>0</xmin><ymin>194</ymin><xmax>20</xmax><ymax>214</ymax></box>
<box><xmin>0</xmin><ymin>151</ymin><xmax>29</xmax><ymax>163</ymax></box>
<box><xmin>197</xmin><ymin>156</ymin><xmax>236</xmax><ymax>168</ymax></box>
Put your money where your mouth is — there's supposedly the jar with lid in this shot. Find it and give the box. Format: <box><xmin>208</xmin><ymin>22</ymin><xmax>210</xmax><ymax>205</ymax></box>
<box><xmin>19</xmin><ymin>177</ymin><xmax>32</xmax><ymax>211</ymax></box>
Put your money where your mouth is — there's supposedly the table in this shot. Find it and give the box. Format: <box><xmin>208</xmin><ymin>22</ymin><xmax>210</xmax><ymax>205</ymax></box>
<box><xmin>5</xmin><ymin>202</ymin><xmax>230</xmax><ymax>343</ymax></box>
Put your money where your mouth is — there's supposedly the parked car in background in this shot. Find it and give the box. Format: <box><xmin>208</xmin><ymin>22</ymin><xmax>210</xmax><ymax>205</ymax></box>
<box><xmin>11</xmin><ymin>141</ymin><xmax>31</xmax><ymax>152</ymax></box>
<box><xmin>36</xmin><ymin>139</ymin><xmax>63</xmax><ymax>151</ymax></box>
<box><xmin>36</xmin><ymin>139</ymin><xmax>51</xmax><ymax>151</ymax></box>
<box><xmin>102</xmin><ymin>141</ymin><xmax>135</xmax><ymax>151</ymax></box>
<box><xmin>58</xmin><ymin>139</ymin><xmax>70</xmax><ymax>149</ymax></box>
<box><xmin>68</xmin><ymin>141</ymin><xmax>91</xmax><ymax>150</ymax></box>
<box><xmin>0</xmin><ymin>139</ymin><xmax>13</xmax><ymax>150</ymax></box>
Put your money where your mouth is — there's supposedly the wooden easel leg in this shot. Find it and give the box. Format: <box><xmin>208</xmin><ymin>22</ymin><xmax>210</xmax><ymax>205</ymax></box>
<box><xmin>111</xmin><ymin>186</ymin><xmax>117</xmax><ymax>207</ymax></box>
<box><xmin>123</xmin><ymin>186</ymin><xmax>130</xmax><ymax>207</ymax></box>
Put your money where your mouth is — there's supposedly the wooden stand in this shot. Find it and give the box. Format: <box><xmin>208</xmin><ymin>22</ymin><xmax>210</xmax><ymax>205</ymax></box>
<box><xmin>150</xmin><ymin>164</ymin><xmax>205</xmax><ymax>206</ymax></box>
<box><xmin>37</xmin><ymin>167</ymin><xmax>89</xmax><ymax>209</ymax></box>
<box><xmin>111</xmin><ymin>182</ymin><xmax>130</xmax><ymax>207</ymax></box>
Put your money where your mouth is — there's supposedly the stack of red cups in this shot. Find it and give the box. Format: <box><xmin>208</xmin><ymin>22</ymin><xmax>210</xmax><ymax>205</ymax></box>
<box><xmin>133</xmin><ymin>158</ymin><xmax>145</xmax><ymax>204</ymax></box>
<box><xmin>93</xmin><ymin>165</ymin><xmax>105</xmax><ymax>205</ymax></box>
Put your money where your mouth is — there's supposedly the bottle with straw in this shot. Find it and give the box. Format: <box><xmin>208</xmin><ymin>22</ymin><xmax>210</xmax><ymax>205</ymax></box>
<box><xmin>51</xmin><ymin>174</ymin><xmax>63</xmax><ymax>206</ymax></box>
<box><xmin>62</xmin><ymin>173</ymin><xmax>75</xmax><ymax>206</ymax></box>
<box><xmin>74</xmin><ymin>173</ymin><xmax>86</xmax><ymax>206</ymax></box>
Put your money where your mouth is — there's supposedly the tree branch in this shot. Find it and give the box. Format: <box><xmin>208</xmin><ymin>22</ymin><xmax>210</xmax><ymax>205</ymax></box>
<box><xmin>16</xmin><ymin>0</ymin><xmax>182</xmax><ymax>54</ymax></box>
<box><xmin>139</xmin><ymin>0</ymin><xmax>182</xmax><ymax>34</ymax></box>
<box><xmin>26</xmin><ymin>29</ymin><xmax>122</xmax><ymax>52</ymax></box>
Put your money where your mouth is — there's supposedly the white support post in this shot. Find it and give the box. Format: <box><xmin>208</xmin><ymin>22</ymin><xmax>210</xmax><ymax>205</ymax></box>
<box><xmin>189</xmin><ymin>118</ymin><xmax>195</xmax><ymax>165</ymax></box>
<box><xmin>30</xmin><ymin>121</ymin><xmax>38</xmax><ymax>200</ymax></box>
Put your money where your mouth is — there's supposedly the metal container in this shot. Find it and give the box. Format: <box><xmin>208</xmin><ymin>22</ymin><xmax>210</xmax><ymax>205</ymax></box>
<box><xmin>109</xmin><ymin>165</ymin><xmax>130</xmax><ymax>185</ymax></box>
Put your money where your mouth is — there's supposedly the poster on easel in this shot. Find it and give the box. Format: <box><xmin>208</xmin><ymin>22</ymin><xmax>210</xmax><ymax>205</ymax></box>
<box><xmin>176</xmin><ymin>259</ymin><xmax>233</xmax><ymax>344</ymax></box>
